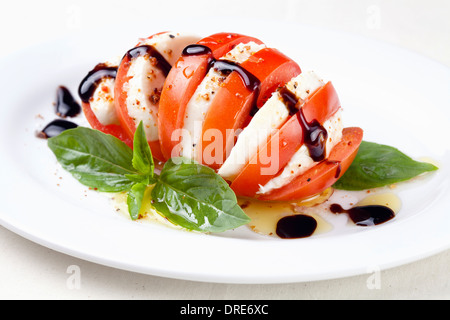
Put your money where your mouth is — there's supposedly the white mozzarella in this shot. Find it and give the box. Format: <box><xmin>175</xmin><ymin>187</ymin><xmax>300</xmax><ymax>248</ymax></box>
<box><xmin>180</xmin><ymin>41</ymin><xmax>266</xmax><ymax>160</ymax></box>
<box><xmin>257</xmin><ymin>109</ymin><xmax>343</xmax><ymax>195</ymax></box>
<box><xmin>221</xmin><ymin>42</ymin><xmax>266</xmax><ymax>64</ymax></box>
<box><xmin>126</xmin><ymin>56</ymin><xmax>166</xmax><ymax>141</ymax></box>
<box><xmin>91</xmin><ymin>78</ymin><xmax>119</xmax><ymax>125</ymax></box>
<box><xmin>285</xmin><ymin>70</ymin><xmax>325</xmax><ymax>101</ymax></box>
<box><xmin>90</xmin><ymin>57</ymin><xmax>121</xmax><ymax>126</ymax></box>
<box><xmin>139</xmin><ymin>32</ymin><xmax>201</xmax><ymax>66</ymax></box>
<box><xmin>125</xmin><ymin>32</ymin><xmax>200</xmax><ymax>142</ymax></box>
<box><xmin>218</xmin><ymin>91</ymin><xmax>289</xmax><ymax>181</ymax></box>
<box><xmin>218</xmin><ymin>71</ymin><xmax>325</xmax><ymax>181</ymax></box>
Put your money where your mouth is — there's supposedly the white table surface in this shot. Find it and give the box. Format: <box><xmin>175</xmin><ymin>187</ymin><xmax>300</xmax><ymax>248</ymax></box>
<box><xmin>1</xmin><ymin>0</ymin><xmax>449</xmax><ymax>299</ymax></box>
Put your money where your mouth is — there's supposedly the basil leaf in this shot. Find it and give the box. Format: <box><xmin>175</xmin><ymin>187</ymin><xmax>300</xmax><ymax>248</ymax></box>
<box><xmin>132</xmin><ymin>121</ymin><xmax>154</xmax><ymax>176</ymax></box>
<box><xmin>124</xmin><ymin>173</ymin><xmax>158</xmax><ymax>185</ymax></box>
<box><xmin>127</xmin><ymin>183</ymin><xmax>147</xmax><ymax>220</ymax></box>
<box><xmin>333</xmin><ymin>141</ymin><xmax>438</xmax><ymax>191</ymax></box>
<box><xmin>48</xmin><ymin>127</ymin><xmax>137</xmax><ymax>192</ymax></box>
<box><xmin>151</xmin><ymin>158</ymin><xmax>251</xmax><ymax>233</ymax></box>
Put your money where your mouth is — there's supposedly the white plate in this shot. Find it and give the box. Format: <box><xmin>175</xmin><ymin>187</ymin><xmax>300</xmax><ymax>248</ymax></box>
<box><xmin>0</xmin><ymin>18</ymin><xmax>449</xmax><ymax>284</ymax></box>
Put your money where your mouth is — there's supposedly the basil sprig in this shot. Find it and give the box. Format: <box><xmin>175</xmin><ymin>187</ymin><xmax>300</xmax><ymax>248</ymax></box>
<box><xmin>47</xmin><ymin>122</ymin><xmax>250</xmax><ymax>232</ymax></box>
<box><xmin>333</xmin><ymin>141</ymin><xmax>438</xmax><ymax>190</ymax></box>
<box><xmin>152</xmin><ymin>158</ymin><xmax>250</xmax><ymax>233</ymax></box>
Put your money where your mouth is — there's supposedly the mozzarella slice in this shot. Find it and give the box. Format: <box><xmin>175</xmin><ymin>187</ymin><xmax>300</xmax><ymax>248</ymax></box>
<box><xmin>90</xmin><ymin>57</ymin><xmax>121</xmax><ymax>126</ymax></box>
<box><xmin>218</xmin><ymin>71</ymin><xmax>325</xmax><ymax>181</ymax></box>
<box><xmin>140</xmin><ymin>32</ymin><xmax>200</xmax><ymax>66</ymax></box>
<box><xmin>180</xmin><ymin>42</ymin><xmax>267</xmax><ymax>161</ymax></box>
<box><xmin>217</xmin><ymin>91</ymin><xmax>289</xmax><ymax>181</ymax></box>
<box><xmin>257</xmin><ymin>109</ymin><xmax>343</xmax><ymax>195</ymax></box>
<box><xmin>285</xmin><ymin>70</ymin><xmax>325</xmax><ymax>101</ymax></box>
<box><xmin>124</xmin><ymin>32</ymin><xmax>200</xmax><ymax>142</ymax></box>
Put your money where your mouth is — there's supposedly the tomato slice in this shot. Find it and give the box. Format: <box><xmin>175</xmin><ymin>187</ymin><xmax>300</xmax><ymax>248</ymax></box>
<box><xmin>114</xmin><ymin>63</ymin><xmax>166</xmax><ymax>160</ymax></box>
<box><xmin>257</xmin><ymin>127</ymin><xmax>363</xmax><ymax>201</ymax></box>
<box><xmin>114</xmin><ymin>32</ymin><xmax>198</xmax><ymax>161</ymax></box>
<box><xmin>158</xmin><ymin>33</ymin><xmax>265</xmax><ymax>160</ymax></box>
<box><xmin>199</xmin><ymin>48</ymin><xmax>301</xmax><ymax>169</ymax></box>
<box><xmin>81</xmin><ymin>102</ymin><xmax>133</xmax><ymax>148</ymax></box>
<box><xmin>79</xmin><ymin>62</ymin><xmax>133</xmax><ymax>148</ymax></box>
<box><xmin>158</xmin><ymin>51</ymin><xmax>212</xmax><ymax>160</ymax></box>
<box><xmin>230</xmin><ymin>81</ymin><xmax>341</xmax><ymax>197</ymax></box>
<box><xmin>114</xmin><ymin>60</ymin><xmax>143</xmax><ymax>138</ymax></box>
<box><xmin>249</xmin><ymin>48</ymin><xmax>302</xmax><ymax>108</ymax></box>
<box><xmin>197</xmin><ymin>33</ymin><xmax>264</xmax><ymax>59</ymax></box>
<box><xmin>114</xmin><ymin>53</ymin><xmax>166</xmax><ymax>161</ymax></box>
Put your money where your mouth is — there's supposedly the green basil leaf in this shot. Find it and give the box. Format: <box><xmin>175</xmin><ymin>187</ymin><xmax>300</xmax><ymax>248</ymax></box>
<box><xmin>124</xmin><ymin>173</ymin><xmax>158</xmax><ymax>185</ymax></box>
<box><xmin>127</xmin><ymin>183</ymin><xmax>148</xmax><ymax>220</ymax></box>
<box><xmin>132</xmin><ymin>121</ymin><xmax>154</xmax><ymax>176</ymax></box>
<box><xmin>333</xmin><ymin>141</ymin><xmax>438</xmax><ymax>191</ymax></box>
<box><xmin>151</xmin><ymin>158</ymin><xmax>251</xmax><ymax>233</ymax></box>
<box><xmin>124</xmin><ymin>173</ymin><xmax>150</xmax><ymax>184</ymax></box>
<box><xmin>47</xmin><ymin>127</ymin><xmax>137</xmax><ymax>192</ymax></box>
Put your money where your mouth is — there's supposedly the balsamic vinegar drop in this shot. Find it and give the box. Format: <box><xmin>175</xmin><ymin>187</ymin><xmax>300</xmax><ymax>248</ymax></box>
<box><xmin>55</xmin><ymin>86</ymin><xmax>81</xmax><ymax>118</ymax></box>
<box><xmin>37</xmin><ymin>119</ymin><xmax>78</xmax><ymax>139</ymax></box>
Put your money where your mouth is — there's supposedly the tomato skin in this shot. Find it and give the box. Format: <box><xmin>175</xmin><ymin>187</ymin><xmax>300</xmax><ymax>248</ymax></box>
<box><xmin>158</xmin><ymin>32</ymin><xmax>362</xmax><ymax>202</ymax></box>
<box><xmin>158</xmin><ymin>52</ymin><xmax>212</xmax><ymax>160</ymax></box>
<box><xmin>257</xmin><ymin>127</ymin><xmax>363</xmax><ymax>202</ymax></box>
<box><xmin>114</xmin><ymin>57</ymin><xmax>136</xmax><ymax>139</ymax></box>
<box><xmin>82</xmin><ymin>102</ymin><xmax>133</xmax><ymax>148</ymax></box>
<box><xmin>158</xmin><ymin>33</ymin><xmax>266</xmax><ymax>161</ymax></box>
<box><xmin>199</xmin><ymin>68</ymin><xmax>257</xmax><ymax>169</ymax></box>
<box><xmin>197</xmin><ymin>33</ymin><xmax>264</xmax><ymax>59</ymax></box>
<box><xmin>115</xmin><ymin>32</ymin><xmax>181</xmax><ymax>161</ymax></box>
<box><xmin>247</xmin><ymin>48</ymin><xmax>301</xmax><ymax>108</ymax></box>
<box><xmin>230</xmin><ymin>81</ymin><xmax>341</xmax><ymax>197</ymax></box>
<box><xmin>114</xmin><ymin>56</ymin><xmax>166</xmax><ymax>161</ymax></box>
<box><xmin>199</xmin><ymin>48</ymin><xmax>301</xmax><ymax>169</ymax></box>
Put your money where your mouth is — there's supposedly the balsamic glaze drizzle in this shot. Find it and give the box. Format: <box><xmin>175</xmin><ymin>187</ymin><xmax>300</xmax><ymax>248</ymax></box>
<box><xmin>297</xmin><ymin>112</ymin><xmax>328</xmax><ymax>162</ymax></box>
<box><xmin>278</xmin><ymin>87</ymin><xmax>299</xmax><ymax>116</ymax></box>
<box><xmin>279</xmin><ymin>87</ymin><xmax>328</xmax><ymax>162</ymax></box>
<box><xmin>37</xmin><ymin>119</ymin><xmax>78</xmax><ymax>139</ymax></box>
<box><xmin>276</xmin><ymin>215</ymin><xmax>317</xmax><ymax>239</ymax></box>
<box><xmin>327</xmin><ymin>160</ymin><xmax>342</xmax><ymax>178</ymax></box>
<box><xmin>125</xmin><ymin>45</ymin><xmax>172</xmax><ymax>77</ymax></box>
<box><xmin>182</xmin><ymin>44</ymin><xmax>261</xmax><ymax>115</ymax></box>
<box><xmin>330</xmin><ymin>204</ymin><xmax>395</xmax><ymax>227</ymax></box>
<box><xmin>78</xmin><ymin>63</ymin><xmax>117</xmax><ymax>103</ymax></box>
<box><xmin>210</xmin><ymin>60</ymin><xmax>261</xmax><ymax>93</ymax></box>
<box><xmin>55</xmin><ymin>86</ymin><xmax>81</xmax><ymax>118</ymax></box>
<box><xmin>182</xmin><ymin>44</ymin><xmax>212</xmax><ymax>56</ymax></box>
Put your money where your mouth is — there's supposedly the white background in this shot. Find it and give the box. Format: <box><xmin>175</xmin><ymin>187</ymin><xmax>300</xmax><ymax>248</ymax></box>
<box><xmin>0</xmin><ymin>0</ymin><xmax>449</xmax><ymax>299</ymax></box>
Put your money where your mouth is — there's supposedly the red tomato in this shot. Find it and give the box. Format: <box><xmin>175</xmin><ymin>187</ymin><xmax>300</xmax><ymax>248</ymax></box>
<box><xmin>114</xmin><ymin>56</ymin><xmax>166</xmax><ymax>161</ymax></box>
<box><xmin>199</xmin><ymin>48</ymin><xmax>301</xmax><ymax>169</ymax></box>
<box><xmin>197</xmin><ymin>33</ymin><xmax>264</xmax><ymax>59</ymax></box>
<box><xmin>81</xmin><ymin>102</ymin><xmax>133</xmax><ymax>148</ymax></box>
<box><xmin>158</xmin><ymin>33</ymin><xmax>265</xmax><ymax>161</ymax></box>
<box><xmin>157</xmin><ymin>31</ymin><xmax>362</xmax><ymax>203</ymax></box>
<box><xmin>230</xmin><ymin>82</ymin><xmax>341</xmax><ymax>197</ymax></box>
<box><xmin>249</xmin><ymin>48</ymin><xmax>302</xmax><ymax>108</ymax></box>
<box><xmin>158</xmin><ymin>51</ymin><xmax>212</xmax><ymax>160</ymax></box>
<box><xmin>114</xmin><ymin>32</ymin><xmax>192</xmax><ymax>161</ymax></box>
<box><xmin>257</xmin><ymin>127</ymin><xmax>363</xmax><ymax>201</ymax></box>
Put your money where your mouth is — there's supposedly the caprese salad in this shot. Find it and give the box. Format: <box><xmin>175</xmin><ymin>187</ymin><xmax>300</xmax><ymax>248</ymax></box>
<box><xmin>42</xmin><ymin>31</ymin><xmax>438</xmax><ymax>238</ymax></box>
